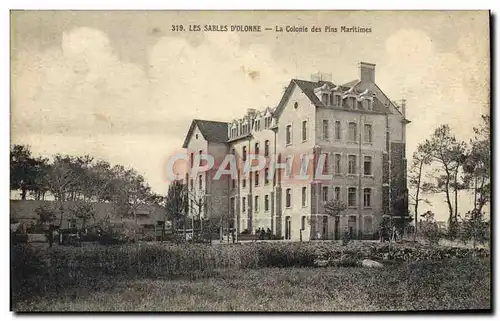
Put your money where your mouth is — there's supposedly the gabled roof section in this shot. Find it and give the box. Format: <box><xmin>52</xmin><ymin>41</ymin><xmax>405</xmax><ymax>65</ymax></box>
<box><xmin>343</xmin><ymin>80</ymin><xmax>404</xmax><ymax>117</ymax></box>
<box><xmin>182</xmin><ymin>119</ymin><xmax>229</xmax><ymax>148</ymax></box>
<box><xmin>274</xmin><ymin>79</ymin><xmax>391</xmax><ymax>118</ymax></box>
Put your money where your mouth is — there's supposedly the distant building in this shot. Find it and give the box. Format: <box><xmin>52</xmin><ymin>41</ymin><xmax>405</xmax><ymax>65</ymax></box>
<box><xmin>10</xmin><ymin>199</ymin><xmax>165</xmax><ymax>232</ymax></box>
<box><xmin>182</xmin><ymin>62</ymin><xmax>409</xmax><ymax>241</ymax></box>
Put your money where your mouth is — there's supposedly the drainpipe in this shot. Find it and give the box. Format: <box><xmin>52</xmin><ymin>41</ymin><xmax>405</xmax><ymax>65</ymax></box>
<box><xmin>358</xmin><ymin>113</ymin><xmax>363</xmax><ymax>239</ymax></box>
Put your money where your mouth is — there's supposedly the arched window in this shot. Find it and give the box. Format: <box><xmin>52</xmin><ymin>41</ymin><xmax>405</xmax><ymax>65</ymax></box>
<box><xmin>264</xmin><ymin>140</ymin><xmax>270</xmax><ymax>156</ymax></box>
<box><xmin>286</xmin><ymin>188</ymin><xmax>292</xmax><ymax>208</ymax></box>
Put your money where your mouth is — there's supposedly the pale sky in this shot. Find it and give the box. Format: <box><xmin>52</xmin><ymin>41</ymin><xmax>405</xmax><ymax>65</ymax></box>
<box><xmin>11</xmin><ymin>11</ymin><xmax>490</xmax><ymax>221</ymax></box>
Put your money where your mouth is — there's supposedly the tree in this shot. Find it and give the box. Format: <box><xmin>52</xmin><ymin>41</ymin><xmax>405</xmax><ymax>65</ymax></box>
<box><xmin>165</xmin><ymin>181</ymin><xmax>187</xmax><ymax>238</ymax></box>
<box><xmin>463</xmin><ymin>115</ymin><xmax>490</xmax><ymax>214</ymax></box>
<box><xmin>69</xmin><ymin>201</ymin><xmax>97</xmax><ymax>230</ymax></box>
<box><xmin>460</xmin><ymin>209</ymin><xmax>488</xmax><ymax>249</ymax></box>
<box><xmin>408</xmin><ymin>149</ymin><xmax>432</xmax><ymax>240</ymax></box>
<box><xmin>420</xmin><ymin>211</ymin><xmax>441</xmax><ymax>246</ymax></box>
<box><xmin>324</xmin><ymin>199</ymin><xmax>347</xmax><ymax>242</ymax></box>
<box><xmin>419</xmin><ymin>125</ymin><xmax>466</xmax><ymax>235</ymax></box>
<box><xmin>34</xmin><ymin>205</ymin><xmax>56</xmax><ymax>227</ymax></box>
<box><xmin>10</xmin><ymin>145</ymin><xmax>49</xmax><ymax>200</ymax></box>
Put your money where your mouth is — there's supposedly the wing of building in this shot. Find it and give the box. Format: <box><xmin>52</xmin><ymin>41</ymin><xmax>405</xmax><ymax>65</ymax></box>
<box><xmin>182</xmin><ymin>62</ymin><xmax>409</xmax><ymax>241</ymax></box>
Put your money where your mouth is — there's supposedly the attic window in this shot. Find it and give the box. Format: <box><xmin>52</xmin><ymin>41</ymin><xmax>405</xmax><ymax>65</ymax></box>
<box><xmin>195</xmin><ymin>134</ymin><xmax>199</xmax><ymax>139</ymax></box>
<box><xmin>294</xmin><ymin>102</ymin><xmax>299</xmax><ymax>109</ymax></box>
<box><xmin>321</xmin><ymin>93</ymin><xmax>329</xmax><ymax>105</ymax></box>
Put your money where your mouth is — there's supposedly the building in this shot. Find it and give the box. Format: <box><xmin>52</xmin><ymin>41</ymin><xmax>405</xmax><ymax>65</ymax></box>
<box><xmin>182</xmin><ymin>62</ymin><xmax>409</xmax><ymax>241</ymax></box>
<box><xmin>10</xmin><ymin>199</ymin><xmax>165</xmax><ymax>233</ymax></box>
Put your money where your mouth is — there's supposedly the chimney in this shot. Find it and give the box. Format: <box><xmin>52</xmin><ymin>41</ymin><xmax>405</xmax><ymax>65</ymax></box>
<box><xmin>401</xmin><ymin>99</ymin><xmax>406</xmax><ymax>117</ymax></box>
<box><xmin>246</xmin><ymin>108</ymin><xmax>257</xmax><ymax>118</ymax></box>
<box><xmin>360</xmin><ymin>62</ymin><xmax>376</xmax><ymax>83</ymax></box>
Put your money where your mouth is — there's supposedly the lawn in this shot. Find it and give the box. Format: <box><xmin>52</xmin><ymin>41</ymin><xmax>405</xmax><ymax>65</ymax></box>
<box><xmin>14</xmin><ymin>257</ymin><xmax>490</xmax><ymax>312</ymax></box>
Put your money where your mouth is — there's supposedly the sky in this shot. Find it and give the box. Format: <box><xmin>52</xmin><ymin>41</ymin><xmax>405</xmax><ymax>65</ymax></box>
<box><xmin>10</xmin><ymin>11</ymin><xmax>490</xmax><ymax>221</ymax></box>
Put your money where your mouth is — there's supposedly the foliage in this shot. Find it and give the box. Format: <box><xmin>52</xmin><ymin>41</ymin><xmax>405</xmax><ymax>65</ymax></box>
<box><xmin>462</xmin><ymin>115</ymin><xmax>490</xmax><ymax>214</ymax></box>
<box><xmin>324</xmin><ymin>199</ymin><xmax>347</xmax><ymax>218</ymax></box>
<box><xmin>34</xmin><ymin>205</ymin><xmax>56</xmax><ymax>226</ymax></box>
<box><xmin>165</xmin><ymin>181</ymin><xmax>187</xmax><ymax>229</ymax></box>
<box><xmin>420</xmin><ymin>211</ymin><xmax>442</xmax><ymax>245</ymax></box>
<box><xmin>10</xmin><ymin>145</ymin><xmax>49</xmax><ymax>200</ymax></box>
<box><xmin>459</xmin><ymin>210</ymin><xmax>489</xmax><ymax>249</ymax></box>
<box><xmin>417</xmin><ymin>125</ymin><xmax>467</xmax><ymax>231</ymax></box>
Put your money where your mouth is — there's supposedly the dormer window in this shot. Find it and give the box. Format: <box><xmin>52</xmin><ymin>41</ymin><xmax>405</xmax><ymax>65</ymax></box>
<box><xmin>264</xmin><ymin>116</ymin><xmax>272</xmax><ymax>129</ymax></box>
<box><xmin>366</xmin><ymin>100</ymin><xmax>373</xmax><ymax>111</ymax></box>
<box><xmin>255</xmin><ymin>119</ymin><xmax>261</xmax><ymax>131</ymax></box>
<box><xmin>321</xmin><ymin>93</ymin><xmax>329</xmax><ymax>105</ymax></box>
<box><xmin>329</xmin><ymin>94</ymin><xmax>334</xmax><ymax>106</ymax></box>
<box><xmin>357</xmin><ymin>100</ymin><xmax>363</xmax><ymax>110</ymax></box>
<box><xmin>335</xmin><ymin>95</ymin><xmax>341</xmax><ymax>107</ymax></box>
<box><xmin>349</xmin><ymin>97</ymin><xmax>356</xmax><ymax>109</ymax></box>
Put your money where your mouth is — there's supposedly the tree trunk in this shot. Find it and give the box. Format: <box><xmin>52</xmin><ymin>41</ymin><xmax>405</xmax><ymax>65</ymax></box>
<box><xmin>454</xmin><ymin>167</ymin><xmax>459</xmax><ymax>221</ymax></box>
<box><xmin>413</xmin><ymin>161</ymin><xmax>424</xmax><ymax>243</ymax></box>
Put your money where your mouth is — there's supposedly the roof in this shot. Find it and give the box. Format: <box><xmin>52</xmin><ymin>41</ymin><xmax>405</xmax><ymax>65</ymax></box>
<box><xmin>182</xmin><ymin>119</ymin><xmax>229</xmax><ymax>148</ymax></box>
<box><xmin>274</xmin><ymin>79</ymin><xmax>391</xmax><ymax>118</ymax></box>
<box><xmin>10</xmin><ymin>200</ymin><xmax>164</xmax><ymax>223</ymax></box>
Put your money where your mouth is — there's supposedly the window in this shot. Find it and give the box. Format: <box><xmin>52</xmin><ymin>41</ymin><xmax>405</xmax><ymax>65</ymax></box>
<box><xmin>199</xmin><ymin>150</ymin><xmax>203</xmax><ymax>166</ymax></box>
<box><xmin>300</xmin><ymin>154</ymin><xmax>308</xmax><ymax>175</ymax></box>
<box><xmin>230</xmin><ymin>197</ymin><xmax>235</xmax><ymax>214</ymax></box>
<box><xmin>329</xmin><ymin>94</ymin><xmax>334</xmax><ymax>106</ymax></box>
<box><xmin>190</xmin><ymin>179</ymin><xmax>193</xmax><ymax>190</ymax></box>
<box><xmin>255</xmin><ymin>171</ymin><xmax>259</xmax><ymax>186</ymax></box>
<box><xmin>232</xmin><ymin>179</ymin><xmax>236</xmax><ymax>189</ymax></box>
<box><xmin>348</xmin><ymin>122</ymin><xmax>357</xmax><ymax>142</ymax></box>
<box><xmin>231</xmin><ymin>148</ymin><xmax>235</xmax><ymax>155</ymax></box>
<box><xmin>302</xmin><ymin>186</ymin><xmax>307</xmax><ymax>207</ymax></box>
<box><xmin>190</xmin><ymin>153</ymin><xmax>194</xmax><ymax>168</ymax></box>
<box><xmin>364</xmin><ymin>156</ymin><xmax>372</xmax><ymax>176</ymax></box>
<box><xmin>285</xmin><ymin>156</ymin><xmax>292</xmax><ymax>177</ymax></box>
<box><xmin>323</xmin><ymin>120</ymin><xmax>329</xmax><ymax>140</ymax></box>
<box><xmin>242</xmin><ymin>178</ymin><xmax>246</xmax><ymax>188</ymax></box>
<box><xmin>255</xmin><ymin>195</ymin><xmax>259</xmax><ymax>212</ymax></box>
<box><xmin>265</xmin><ymin>168</ymin><xmax>270</xmax><ymax>185</ymax></box>
<box><xmin>255</xmin><ymin>142</ymin><xmax>260</xmax><ymax>155</ymax></box>
<box><xmin>322</xmin><ymin>186</ymin><xmax>328</xmax><ymax>202</ymax></box>
<box><xmin>301</xmin><ymin>216</ymin><xmax>306</xmax><ymax>230</ymax></box>
<box><xmin>357</xmin><ymin>100</ymin><xmax>363</xmax><ymax>110</ymax></box>
<box><xmin>286</xmin><ymin>125</ymin><xmax>292</xmax><ymax>145</ymax></box>
<box><xmin>294</xmin><ymin>102</ymin><xmax>299</xmax><ymax>109</ymax></box>
<box><xmin>364</xmin><ymin>188</ymin><xmax>372</xmax><ymax>208</ymax></box>
<box><xmin>348</xmin><ymin>155</ymin><xmax>357</xmax><ymax>174</ymax></box>
<box><xmin>334</xmin><ymin>154</ymin><xmax>341</xmax><ymax>174</ymax></box>
<box><xmin>366</xmin><ymin>100</ymin><xmax>373</xmax><ymax>111</ymax></box>
<box><xmin>242</xmin><ymin>146</ymin><xmax>247</xmax><ymax>161</ymax></box>
<box><xmin>364</xmin><ymin>124</ymin><xmax>372</xmax><ymax>143</ymax></box>
<box><xmin>335</xmin><ymin>95</ymin><xmax>341</xmax><ymax>107</ymax></box>
<box><xmin>255</xmin><ymin>120</ymin><xmax>261</xmax><ymax>131</ymax></box>
<box><xmin>286</xmin><ymin>188</ymin><xmax>291</xmax><ymax>208</ymax></box>
<box><xmin>322</xmin><ymin>153</ymin><xmax>329</xmax><ymax>174</ymax></box>
<box><xmin>348</xmin><ymin>187</ymin><xmax>357</xmax><ymax>207</ymax></box>
<box><xmin>334</xmin><ymin>187</ymin><xmax>341</xmax><ymax>201</ymax></box>
<box><xmin>242</xmin><ymin>197</ymin><xmax>246</xmax><ymax>212</ymax></box>
<box><xmin>335</xmin><ymin>121</ymin><xmax>341</xmax><ymax>140</ymax></box>
<box><xmin>195</xmin><ymin>134</ymin><xmax>198</xmax><ymax>139</ymax></box>
<box><xmin>264</xmin><ymin>195</ymin><xmax>269</xmax><ymax>211</ymax></box>
<box><xmin>264</xmin><ymin>140</ymin><xmax>270</xmax><ymax>157</ymax></box>
<box><xmin>198</xmin><ymin>175</ymin><xmax>203</xmax><ymax>189</ymax></box>
<box><xmin>302</xmin><ymin>121</ymin><xmax>308</xmax><ymax>141</ymax></box>
<box><xmin>321</xmin><ymin>93</ymin><xmax>329</xmax><ymax>105</ymax></box>
<box><xmin>349</xmin><ymin>97</ymin><xmax>356</xmax><ymax>109</ymax></box>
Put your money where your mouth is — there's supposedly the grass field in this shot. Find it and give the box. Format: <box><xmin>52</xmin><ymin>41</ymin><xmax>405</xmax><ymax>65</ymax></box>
<box><xmin>14</xmin><ymin>257</ymin><xmax>490</xmax><ymax>312</ymax></box>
